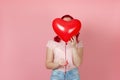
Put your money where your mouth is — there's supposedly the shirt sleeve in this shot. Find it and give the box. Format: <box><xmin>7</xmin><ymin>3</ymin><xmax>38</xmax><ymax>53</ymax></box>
<box><xmin>77</xmin><ymin>40</ymin><xmax>84</xmax><ymax>48</ymax></box>
<box><xmin>46</xmin><ymin>40</ymin><xmax>56</xmax><ymax>50</ymax></box>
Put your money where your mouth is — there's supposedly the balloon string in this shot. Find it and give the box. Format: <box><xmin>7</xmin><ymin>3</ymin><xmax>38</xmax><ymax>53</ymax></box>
<box><xmin>64</xmin><ymin>42</ymin><xmax>67</xmax><ymax>80</ymax></box>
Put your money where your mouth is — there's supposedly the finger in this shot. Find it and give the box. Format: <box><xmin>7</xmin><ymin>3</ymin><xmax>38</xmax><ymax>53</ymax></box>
<box><xmin>72</xmin><ymin>37</ymin><xmax>74</xmax><ymax>41</ymax></box>
<box><xmin>74</xmin><ymin>36</ymin><xmax>77</xmax><ymax>42</ymax></box>
<box><xmin>70</xmin><ymin>38</ymin><xmax>73</xmax><ymax>42</ymax></box>
<box><xmin>73</xmin><ymin>36</ymin><xmax>76</xmax><ymax>40</ymax></box>
<box><xmin>64</xmin><ymin>60</ymin><xmax>68</xmax><ymax>66</ymax></box>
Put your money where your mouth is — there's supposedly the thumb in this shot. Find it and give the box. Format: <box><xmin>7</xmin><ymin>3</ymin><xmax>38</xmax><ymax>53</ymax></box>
<box><xmin>64</xmin><ymin>60</ymin><xmax>68</xmax><ymax>66</ymax></box>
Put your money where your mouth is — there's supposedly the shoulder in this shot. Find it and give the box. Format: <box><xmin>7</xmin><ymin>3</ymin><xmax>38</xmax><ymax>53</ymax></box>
<box><xmin>46</xmin><ymin>40</ymin><xmax>58</xmax><ymax>49</ymax></box>
<box><xmin>47</xmin><ymin>40</ymin><xmax>55</xmax><ymax>44</ymax></box>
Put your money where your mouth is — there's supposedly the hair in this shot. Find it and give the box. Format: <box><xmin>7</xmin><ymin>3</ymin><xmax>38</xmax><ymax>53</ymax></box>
<box><xmin>54</xmin><ymin>14</ymin><xmax>80</xmax><ymax>43</ymax></box>
<box><xmin>61</xmin><ymin>14</ymin><xmax>74</xmax><ymax>20</ymax></box>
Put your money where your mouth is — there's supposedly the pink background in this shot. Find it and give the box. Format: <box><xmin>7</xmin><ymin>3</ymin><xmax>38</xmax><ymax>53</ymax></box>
<box><xmin>0</xmin><ymin>0</ymin><xmax>120</xmax><ymax>80</ymax></box>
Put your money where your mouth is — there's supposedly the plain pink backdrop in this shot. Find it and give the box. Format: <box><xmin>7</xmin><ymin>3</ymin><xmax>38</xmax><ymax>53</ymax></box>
<box><xmin>0</xmin><ymin>0</ymin><xmax>120</xmax><ymax>80</ymax></box>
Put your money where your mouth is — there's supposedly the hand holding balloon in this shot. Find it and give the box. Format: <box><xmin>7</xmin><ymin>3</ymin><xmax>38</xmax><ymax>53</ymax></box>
<box><xmin>58</xmin><ymin>59</ymin><xmax>68</xmax><ymax>67</ymax></box>
<box><xmin>69</xmin><ymin>36</ymin><xmax>77</xmax><ymax>48</ymax></box>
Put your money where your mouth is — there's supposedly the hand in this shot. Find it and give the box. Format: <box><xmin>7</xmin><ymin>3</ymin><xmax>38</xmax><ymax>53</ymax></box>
<box><xmin>59</xmin><ymin>59</ymin><xmax>68</xmax><ymax>67</ymax></box>
<box><xmin>70</xmin><ymin>36</ymin><xmax>77</xmax><ymax>48</ymax></box>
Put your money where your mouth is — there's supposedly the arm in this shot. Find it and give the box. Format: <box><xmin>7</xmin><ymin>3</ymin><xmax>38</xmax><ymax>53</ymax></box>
<box><xmin>45</xmin><ymin>47</ymin><xmax>68</xmax><ymax>70</ymax></box>
<box><xmin>70</xmin><ymin>36</ymin><xmax>84</xmax><ymax>67</ymax></box>
<box><xmin>72</xmin><ymin>47</ymin><xmax>83</xmax><ymax>67</ymax></box>
<box><xmin>45</xmin><ymin>47</ymin><xmax>60</xmax><ymax>70</ymax></box>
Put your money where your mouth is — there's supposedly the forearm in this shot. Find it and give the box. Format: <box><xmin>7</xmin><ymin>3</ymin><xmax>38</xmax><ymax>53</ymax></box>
<box><xmin>46</xmin><ymin>62</ymin><xmax>60</xmax><ymax>70</ymax></box>
<box><xmin>72</xmin><ymin>47</ymin><xmax>82</xmax><ymax>67</ymax></box>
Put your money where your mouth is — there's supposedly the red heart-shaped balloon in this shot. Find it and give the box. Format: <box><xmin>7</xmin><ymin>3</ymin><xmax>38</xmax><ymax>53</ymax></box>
<box><xmin>52</xmin><ymin>18</ymin><xmax>81</xmax><ymax>42</ymax></box>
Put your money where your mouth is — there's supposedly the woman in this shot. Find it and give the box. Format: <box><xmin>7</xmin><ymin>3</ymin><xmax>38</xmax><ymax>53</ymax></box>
<box><xmin>46</xmin><ymin>15</ymin><xmax>83</xmax><ymax>80</ymax></box>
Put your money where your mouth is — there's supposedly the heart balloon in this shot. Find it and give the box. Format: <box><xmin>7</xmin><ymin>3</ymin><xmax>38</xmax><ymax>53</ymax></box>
<box><xmin>52</xmin><ymin>18</ymin><xmax>81</xmax><ymax>42</ymax></box>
